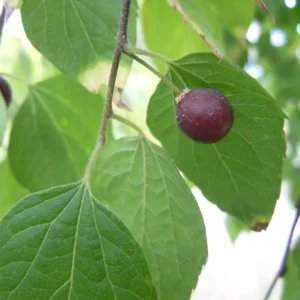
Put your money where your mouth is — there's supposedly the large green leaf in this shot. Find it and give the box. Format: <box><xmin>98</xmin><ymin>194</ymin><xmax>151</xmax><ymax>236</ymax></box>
<box><xmin>9</xmin><ymin>75</ymin><xmax>103</xmax><ymax>191</ymax></box>
<box><xmin>0</xmin><ymin>182</ymin><xmax>157</xmax><ymax>299</ymax></box>
<box><xmin>141</xmin><ymin>0</ymin><xmax>209</xmax><ymax>73</ymax></box>
<box><xmin>147</xmin><ymin>53</ymin><xmax>286</xmax><ymax>227</ymax></box>
<box><xmin>0</xmin><ymin>159</ymin><xmax>28</xmax><ymax>218</ymax></box>
<box><xmin>166</xmin><ymin>0</ymin><xmax>225</xmax><ymax>57</ymax></box>
<box><xmin>0</xmin><ymin>96</ymin><xmax>7</xmax><ymax>146</ymax></box>
<box><xmin>91</xmin><ymin>137</ymin><xmax>207</xmax><ymax>300</ymax></box>
<box><xmin>21</xmin><ymin>0</ymin><xmax>137</xmax><ymax>89</ymax></box>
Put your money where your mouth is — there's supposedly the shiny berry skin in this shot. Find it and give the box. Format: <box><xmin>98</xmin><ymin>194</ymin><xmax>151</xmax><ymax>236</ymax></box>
<box><xmin>176</xmin><ymin>88</ymin><xmax>234</xmax><ymax>144</ymax></box>
<box><xmin>0</xmin><ymin>77</ymin><xmax>12</xmax><ymax>107</ymax></box>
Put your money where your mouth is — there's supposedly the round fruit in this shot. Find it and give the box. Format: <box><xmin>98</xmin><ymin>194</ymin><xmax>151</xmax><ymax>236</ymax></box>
<box><xmin>0</xmin><ymin>77</ymin><xmax>12</xmax><ymax>107</ymax></box>
<box><xmin>176</xmin><ymin>88</ymin><xmax>234</xmax><ymax>144</ymax></box>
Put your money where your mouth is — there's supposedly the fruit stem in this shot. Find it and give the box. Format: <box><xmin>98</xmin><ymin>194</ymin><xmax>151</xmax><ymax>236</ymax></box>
<box><xmin>112</xmin><ymin>113</ymin><xmax>145</xmax><ymax>135</ymax></box>
<box><xmin>84</xmin><ymin>0</ymin><xmax>132</xmax><ymax>185</ymax></box>
<box><xmin>123</xmin><ymin>49</ymin><xmax>181</xmax><ymax>94</ymax></box>
<box><xmin>125</xmin><ymin>45</ymin><xmax>172</xmax><ymax>66</ymax></box>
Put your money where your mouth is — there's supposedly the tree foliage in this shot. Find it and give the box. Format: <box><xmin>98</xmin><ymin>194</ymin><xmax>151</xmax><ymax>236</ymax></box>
<box><xmin>0</xmin><ymin>0</ymin><xmax>299</xmax><ymax>299</ymax></box>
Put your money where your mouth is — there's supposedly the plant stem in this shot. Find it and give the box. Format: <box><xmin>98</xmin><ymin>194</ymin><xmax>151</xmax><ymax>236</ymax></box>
<box><xmin>99</xmin><ymin>0</ymin><xmax>132</xmax><ymax>145</ymax></box>
<box><xmin>112</xmin><ymin>113</ymin><xmax>144</xmax><ymax>135</ymax></box>
<box><xmin>84</xmin><ymin>0</ymin><xmax>132</xmax><ymax>184</ymax></box>
<box><xmin>123</xmin><ymin>50</ymin><xmax>181</xmax><ymax>94</ymax></box>
<box><xmin>125</xmin><ymin>45</ymin><xmax>189</xmax><ymax>90</ymax></box>
<box><xmin>263</xmin><ymin>196</ymin><xmax>300</xmax><ymax>300</ymax></box>
<box><xmin>125</xmin><ymin>45</ymin><xmax>172</xmax><ymax>66</ymax></box>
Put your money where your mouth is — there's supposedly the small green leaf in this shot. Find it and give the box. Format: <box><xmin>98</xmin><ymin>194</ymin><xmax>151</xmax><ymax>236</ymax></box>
<box><xmin>91</xmin><ymin>137</ymin><xmax>207</xmax><ymax>300</ymax></box>
<box><xmin>21</xmin><ymin>0</ymin><xmax>137</xmax><ymax>89</ymax></box>
<box><xmin>147</xmin><ymin>53</ymin><xmax>286</xmax><ymax>226</ymax></box>
<box><xmin>0</xmin><ymin>159</ymin><xmax>28</xmax><ymax>218</ymax></box>
<box><xmin>9</xmin><ymin>75</ymin><xmax>103</xmax><ymax>191</ymax></box>
<box><xmin>0</xmin><ymin>96</ymin><xmax>7</xmax><ymax>146</ymax></box>
<box><xmin>167</xmin><ymin>0</ymin><xmax>225</xmax><ymax>57</ymax></box>
<box><xmin>0</xmin><ymin>183</ymin><xmax>157</xmax><ymax>299</ymax></box>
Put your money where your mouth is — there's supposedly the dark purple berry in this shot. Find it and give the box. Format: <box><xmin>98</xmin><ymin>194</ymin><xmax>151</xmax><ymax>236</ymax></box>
<box><xmin>176</xmin><ymin>88</ymin><xmax>234</xmax><ymax>144</ymax></box>
<box><xmin>0</xmin><ymin>77</ymin><xmax>12</xmax><ymax>107</ymax></box>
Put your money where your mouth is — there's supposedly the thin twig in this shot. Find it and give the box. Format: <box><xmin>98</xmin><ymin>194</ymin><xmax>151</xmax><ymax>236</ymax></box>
<box><xmin>98</xmin><ymin>0</ymin><xmax>132</xmax><ymax>144</ymax></box>
<box><xmin>263</xmin><ymin>196</ymin><xmax>300</xmax><ymax>300</ymax></box>
<box><xmin>123</xmin><ymin>49</ymin><xmax>181</xmax><ymax>94</ymax></box>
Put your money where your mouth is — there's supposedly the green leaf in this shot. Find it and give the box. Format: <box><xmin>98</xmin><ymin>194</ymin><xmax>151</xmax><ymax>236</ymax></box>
<box><xmin>0</xmin><ymin>159</ymin><xmax>28</xmax><ymax>218</ymax></box>
<box><xmin>21</xmin><ymin>0</ymin><xmax>137</xmax><ymax>90</ymax></box>
<box><xmin>9</xmin><ymin>75</ymin><xmax>103</xmax><ymax>191</ymax></box>
<box><xmin>166</xmin><ymin>0</ymin><xmax>225</xmax><ymax>57</ymax></box>
<box><xmin>147</xmin><ymin>53</ymin><xmax>286</xmax><ymax>227</ymax></box>
<box><xmin>91</xmin><ymin>137</ymin><xmax>207</xmax><ymax>300</ymax></box>
<box><xmin>0</xmin><ymin>96</ymin><xmax>7</xmax><ymax>146</ymax></box>
<box><xmin>141</xmin><ymin>0</ymin><xmax>210</xmax><ymax>73</ymax></box>
<box><xmin>0</xmin><ymin>182</ymin><xmax>157</xmax><ymax>299</ymax></box>
<box><xmin>212</xmin><ymin>0</ymin><xmax>255</xmax><ymax>29</ymax></box>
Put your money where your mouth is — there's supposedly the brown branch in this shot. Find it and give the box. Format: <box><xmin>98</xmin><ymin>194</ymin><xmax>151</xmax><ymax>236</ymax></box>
<box><xmin>83</xmin><ymin>0</ymin><xmax>132</xmax><ymax>184</ymax></box>
<box><xmin>263</xmin><ymin>196</ymin><xmax>300</xmax><ymax>300</ymax></box>
<box><xmin>98</xmin><ymin>0</ymin><xmax>132</xmax><ymax>144</ymax></box>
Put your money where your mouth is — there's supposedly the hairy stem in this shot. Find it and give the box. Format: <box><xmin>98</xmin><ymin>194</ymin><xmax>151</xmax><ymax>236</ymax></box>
<box><xmin>123</xmin><ymin>50</ymin><xmax>181</xmax><ymax>94</ymax></box>
<box><xmin>84</xmin><ymin>0</ymin><xmax>132</xmax><ymax>184</ymax></box>
<box><xmin>263</xmin><ymin>196</ymin><xmax>300</xmax><ymax>300</ymax></box>
<box><xmin>99</xmin><ymin>0</ymin><xmax>132</xmax><ymax>145</ymax></box>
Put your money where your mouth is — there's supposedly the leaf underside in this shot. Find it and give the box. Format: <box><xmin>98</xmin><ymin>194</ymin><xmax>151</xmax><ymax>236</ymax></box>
<box><xmin>91</xmin><ymin>137</ymin><xmax>208</xmax><ymax>300</ymax></box>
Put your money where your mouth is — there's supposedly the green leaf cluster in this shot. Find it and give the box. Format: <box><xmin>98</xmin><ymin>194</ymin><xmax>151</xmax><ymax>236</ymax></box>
<box><xmin>0</xmin><ymin>0</ymin><xmax>294</xmax><ymax>299</ymax></box>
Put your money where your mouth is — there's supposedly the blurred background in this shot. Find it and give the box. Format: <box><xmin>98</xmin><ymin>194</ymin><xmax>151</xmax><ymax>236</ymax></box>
<box><xmin>1</xmin><ymin>0</ymin><xmax>300</xmax><ymax>299</ymax></box>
